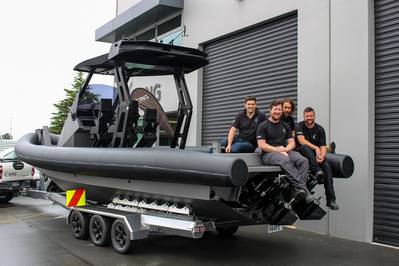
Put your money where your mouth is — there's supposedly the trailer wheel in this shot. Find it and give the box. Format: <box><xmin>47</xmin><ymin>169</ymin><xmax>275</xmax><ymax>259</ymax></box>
<box><xmin>70</xmin><ymin>210</ymin><xmax>89</xmax><ymax>240</ymax></box>
<box><xmin>0</xmin><ymin>191</ymin><xmax>13</xmax><ymax>204</ymax></box>
<box><xmin>216</xmin><ymin>226</ymin><xmax>239</xmax><ymax>236</ymax></box>
<box><xmin>111</xmin><ymin>219</ymin><xmax>133</xmax><ymax>254</ymax></box>
<box><xmin>89</xmin><ymin>215</ymin><xmax>111</xmax><ymax>246</ymax></box>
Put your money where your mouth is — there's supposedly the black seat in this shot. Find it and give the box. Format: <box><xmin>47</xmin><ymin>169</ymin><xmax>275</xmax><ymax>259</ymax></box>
<box><xmin>136</xmin><ymin>108</ymin><xmax>158</xmax><ymax>147</ymax></box>
<box><xmin>90</xmin><ymin>98</ymin><xmax>113</xmax><ymax>146</ymax></box>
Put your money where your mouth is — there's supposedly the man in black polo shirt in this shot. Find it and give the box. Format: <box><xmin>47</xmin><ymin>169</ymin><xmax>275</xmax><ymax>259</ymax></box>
<box><xmin>282</xmin><ymin>98</ymin><xmax>296</xmax><ymax>133</ymax></box>
<box><xmin>257</xmin><ymin>100</ymin><xmax>313</xmax><ymax>203</ymax></box>
<box><xmin>295</xmin><ymin>107</ymin><xmax>338</xmax><ymax>210</ymax></box>
<box><xmin>221</xmin><ymin>96</ymin><xmax>266</xmax><ymax>153</ymax></box>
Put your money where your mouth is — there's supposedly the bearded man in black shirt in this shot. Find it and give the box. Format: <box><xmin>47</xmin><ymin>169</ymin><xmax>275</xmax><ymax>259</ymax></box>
<box><xmin>295</xmin><ymin>107</ymin><xmax>338</xmax><ymax>210</ymax></box>
<box><xmin>257</xmin><ymin>100</ymin><xmax>314</xmax><ymax>203</ymax></box>
<box><xmin>221</xmin><ymin>96</ymin><xmax>266</xmax><ymax>153</ymax></box>
<box><xmin>282</xmin><ymin>98</ymin><xmax>296</xmax><ymax>133</ymax></box>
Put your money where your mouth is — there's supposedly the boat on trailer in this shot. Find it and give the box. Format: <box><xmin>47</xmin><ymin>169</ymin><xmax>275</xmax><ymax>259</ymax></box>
<box><xmin>16</xmin><ymin>40</ymin><xmax>354</xmax><ymax>253</ymax></box>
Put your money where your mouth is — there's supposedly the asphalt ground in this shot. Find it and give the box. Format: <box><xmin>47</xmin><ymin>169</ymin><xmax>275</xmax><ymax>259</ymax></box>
<box><xmin>0</xmin><ymin>197</ymin><xmax>398</xmax><ymax>266</ymax></box>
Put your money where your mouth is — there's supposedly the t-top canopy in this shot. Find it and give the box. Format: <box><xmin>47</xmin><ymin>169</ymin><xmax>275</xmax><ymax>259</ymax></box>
<box><xmin>74</xmin><ymin>40</ymin><xmax>208</xmax><ymax>76</ymax></box>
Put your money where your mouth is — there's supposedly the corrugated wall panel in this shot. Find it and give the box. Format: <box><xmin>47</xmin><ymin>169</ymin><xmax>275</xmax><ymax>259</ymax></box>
<box><xmin>374</xmin><ymin>0</ymin><xmax>399</xmax><ymax>247</ymax></box>
<box><xmin>202</xmin><ymin>13</ymin><xmax>298</xmax><ymax>145</ymax></box>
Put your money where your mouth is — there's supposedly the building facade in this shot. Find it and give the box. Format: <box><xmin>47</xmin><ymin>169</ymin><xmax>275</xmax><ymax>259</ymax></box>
<box><xmin>95</xmin><ymin>0</ymin><xmax>399</xmax><ymax>247</ymax></box>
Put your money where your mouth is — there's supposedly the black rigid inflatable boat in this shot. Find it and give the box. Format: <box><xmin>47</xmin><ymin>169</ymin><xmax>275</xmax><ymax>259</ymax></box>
<box><xmin>16</xmin><ymin>40</ymin><xmax>354</xmax><ymax>227</ymax></box>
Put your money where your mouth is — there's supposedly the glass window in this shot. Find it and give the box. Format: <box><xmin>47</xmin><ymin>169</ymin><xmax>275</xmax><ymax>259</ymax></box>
<box><xmin>137</xmin><ymin>28</ymin><xmax>156</xmax><ymax>41</ymax></box>
<box><xmin>158</xmin><ymin>15</ymin><xmax>181</xmax><ymax>36</ymax></box>
<box><xmin>77</xmin><ymin>84</ymin><xmax>116</xmax><ymax>115</ymax></box>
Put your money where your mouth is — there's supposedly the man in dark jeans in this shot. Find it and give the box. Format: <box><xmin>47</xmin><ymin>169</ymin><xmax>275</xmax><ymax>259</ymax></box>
<box><xmin>257</xmin><ymin>100</ymin><xmax>314</xmax><ymax>203</ymax></box>
<box><xmin>295</xmin><ymin>107</ymin><xmax>339</xmax><ymax>210</ymax></box>
<box><xmin>221</xmin><ymin>96</ymin><xmax>266</xmax><ymax>153</ymax></box>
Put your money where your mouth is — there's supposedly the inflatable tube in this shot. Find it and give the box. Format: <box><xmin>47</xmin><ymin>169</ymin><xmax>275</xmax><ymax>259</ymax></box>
<box><xmin>325</xmin><ymin>153</ymin><xmax>354</xmax><ymax>178</ymax></box>
<box><xmin>15</xmin><ymin>133</ymin><xmax>248</xmax><ymax>187</ymax></box>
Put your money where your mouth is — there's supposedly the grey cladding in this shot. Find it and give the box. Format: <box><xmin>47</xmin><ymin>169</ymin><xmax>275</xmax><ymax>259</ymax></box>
<box><xmin>374</xmin><ymin>0</ymin><xmax>399</xmax><ymax>247</ymax></box>
<box><xmin>201</xmin><ymin>13</ymin><xmax>298</xmax><ymax>145</ymax></box>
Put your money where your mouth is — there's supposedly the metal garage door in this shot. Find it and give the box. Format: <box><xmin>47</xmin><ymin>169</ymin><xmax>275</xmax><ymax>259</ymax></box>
<box><xmin>201</xmin><ymin>13</ymin><xmax>298</xmax><ymax>145</ymax></box>
<box><xmin>374</xmin><ymin>0</ymin><xmax>399</xmax><ymax>247</ymax></box>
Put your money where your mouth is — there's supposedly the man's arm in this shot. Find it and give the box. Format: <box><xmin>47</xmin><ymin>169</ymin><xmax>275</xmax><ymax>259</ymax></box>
<box><xmin>316</xmin><ymin>145</ymin><xmax>327</xmax><ymax>163</ymax></box>
<box><xmin>297</xmin><ymin>135</ymin><xmax>321</xmax><ymax>154</ymax></box>
<box><xmin>225</xmin><ymin>127</ymin><xmax>237</xmax><ymax>153</ymax></box>
<box><xmin>316</xmin><ymin>126</ymin><xmax>328</xmax><ymax>162</ymax></box>
<box><xmin>285</xmin><ymin>138</ymin><xmax>296</xmax><ymax>151</ymax></box>
<box><xmin>257</xmin><ymin>139</ymin><xmax>279</xmax><ymax>153</ymax></box>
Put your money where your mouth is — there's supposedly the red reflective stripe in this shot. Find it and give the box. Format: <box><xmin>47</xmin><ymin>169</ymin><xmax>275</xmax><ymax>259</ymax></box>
<box><xmin>68</xmin><ymin>189</ymin><xmax>84</xmax><ymax>207</ymax></box>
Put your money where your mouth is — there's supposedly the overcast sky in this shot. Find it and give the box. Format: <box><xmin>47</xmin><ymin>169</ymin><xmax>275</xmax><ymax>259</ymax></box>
<box><xmin>0</xmin><ymin>1</ymin><xmax>115</xmax><ymax>140</ymax></box>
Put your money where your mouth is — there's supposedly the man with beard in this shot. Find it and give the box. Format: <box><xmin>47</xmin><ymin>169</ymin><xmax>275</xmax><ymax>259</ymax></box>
<box><xmin>295</xmin><ymin>107</ymin><xmax>339</xmax><ymax>210</ymax></box>
<box><xmin>221</xmin><ymin>96</ymin><xmax>266</xmax><ymax>153</ymax></box>
<box><xmin>282</xmin><ymin>98</ymin><xmax>296</xmax><ymax>133</ymax></box>
<box><xmin>257</xmin><ymin>100</ymin><xmax>313</xmax><ymax>203</ymax></box>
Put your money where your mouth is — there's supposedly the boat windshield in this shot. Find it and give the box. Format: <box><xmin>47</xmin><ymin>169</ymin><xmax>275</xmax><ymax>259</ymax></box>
<box><xmin>77</xmin><ymin>84</ymin><xmax>117</xmax><ymax>115</ymax></box>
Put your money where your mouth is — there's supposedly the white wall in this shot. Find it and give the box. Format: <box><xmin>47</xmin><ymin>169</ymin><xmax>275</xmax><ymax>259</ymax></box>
<box><xmin>329</xmin><ymin>0</ymin><xmax>374</xmax><ymax>242</ymax></box>
<box><xmin>112</xmin><ymin>0</ymin><xmax>374</xmax><ymax>242</ymax></box>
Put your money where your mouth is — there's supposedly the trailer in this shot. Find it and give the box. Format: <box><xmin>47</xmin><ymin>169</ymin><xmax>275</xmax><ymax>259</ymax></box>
<box><xmin>28</xmin><ymin>190</ymin><xmax>261</xmax><ymax>254</ymax></box>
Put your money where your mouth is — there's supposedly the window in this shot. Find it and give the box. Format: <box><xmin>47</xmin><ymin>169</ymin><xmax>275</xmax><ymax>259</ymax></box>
<box><xmin>158</xmin><ymin>15</ymin><xmax>181</xmax><ymax>36</ymax></box>
<box><xmin>77</xmin><ymin>84</ymin><xmax>116</xmax><ymax>116</ymax></box>
<box><xmin>136</xmin><ymin>28</ymin><xmax>156</xmax><ymax>41</ymax></box>
<box><xmin>132</xmin><ymin>14</ymin><xmax>182</xmax><ymax>42</ymax></box>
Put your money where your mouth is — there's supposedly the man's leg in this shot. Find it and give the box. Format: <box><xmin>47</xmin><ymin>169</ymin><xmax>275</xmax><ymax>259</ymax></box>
<box><xmin>231</xmin><ymin>138</ymin><xmax>255</xmax><ymax>153</ymax></box>
<box><xmin>263</xmin><ymin>152</ymin><xmax>307</xmax><ymax>190</ymax></box>
<box><xmin>220</xmin><ymin>137</ymin><xmax>254</xmax><ymax>153</ymax></box>
<box><xmin>287</xmin><ymin>151</ymin><xmax>310</xmax><ymax>188</ymax></box>
<box><xmin>220</xmin><ymin>138</ymin><xmax>228</xmax><ymax>147</ymax></box>
<box><xmin>320</xmin><ymin>160</ymin><xmax>336</xmax><ymax>202</ymax></box>
<box><xmin>296</xmin><ymin>145</ymin><xmax>322</xmax><ymax>175</ymax></box>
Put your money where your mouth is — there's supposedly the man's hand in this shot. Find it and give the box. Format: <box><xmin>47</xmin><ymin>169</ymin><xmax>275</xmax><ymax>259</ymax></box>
<box><xmin>225</xmin><ymin>145</ymin><xmax>232</xmax><ymax>153</ymax></box>
<box><xmin>316</xmin><ymin>147</ymin><xmax>322</xmax><ymax>158</ymax></box>
<box><xmin>316</xmin><ymin>154</ymin><xmax>325</xmax><ymax>164</ymax></box>
<box><xmin>275</xmin><ymin>146</ymin><xmax>286</xmax><ymax>153</ymax></box>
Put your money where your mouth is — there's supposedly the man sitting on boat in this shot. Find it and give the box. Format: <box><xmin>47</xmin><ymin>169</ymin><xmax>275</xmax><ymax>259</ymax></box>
<box><xmin>256</xmin><ymin>100</ymin><xmax>314</xmax><ymax>202</ymax></box>
<box><xmin>221</xmin><ymin>96</ymin><xmax>266</xmax><ymax>153</ymax></box>
<box><xmin>295</xmin><ymin>107</ymin><xmax>339</xmax><ymax>210</ymax></box>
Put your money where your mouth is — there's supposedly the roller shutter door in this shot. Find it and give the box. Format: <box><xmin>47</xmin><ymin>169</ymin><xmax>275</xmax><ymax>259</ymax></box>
<box><xmin>374</xmin><ymin>0</ymin><xmax>399</xmax><ymax>247</ymax></box>
<box><xmin>202</xmin><ymin>13</ymin><xmax>298</xmax><ymax>145</ymax></box>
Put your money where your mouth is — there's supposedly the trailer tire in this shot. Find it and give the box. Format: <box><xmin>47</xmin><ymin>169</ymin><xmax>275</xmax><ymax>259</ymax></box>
<box><xmin>70</xmin><ymin>210</ymin><xmax>89</xmax><ymax>240</ymax></box>
<box><xmin>111</xmin><ymin>219</ymin><xmax>133</xmax><ymax>254</ymax></box>
<box><xmin>0</xmin><ymin>191</ymin><xmax>13</xmax><ymax>204</ymax></box>
<box><xmin>216</xmin><ymin>226</ymin><xmax>239</xmax><ymax>236</ymax></box>
<box><xmin>89</xmin><ymin>215</ymin><xmax>111</xmax><ymax>246</ymax></box>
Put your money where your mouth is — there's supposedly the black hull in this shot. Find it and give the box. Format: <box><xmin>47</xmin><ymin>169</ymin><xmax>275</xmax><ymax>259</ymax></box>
<box><xmin>16</xmin><ymin>133</ymin><xmax>248</xmax><ymax>187</ymax></box>
<box><xmin>42</xmin><ymin>169</ymin><xmax>258</xmax><ymax>225</ymax></box>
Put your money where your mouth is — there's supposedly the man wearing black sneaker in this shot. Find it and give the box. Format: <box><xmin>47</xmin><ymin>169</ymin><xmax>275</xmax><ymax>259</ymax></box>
<box><xmin>295</xmin><ymin>107</ymin><xmax>339</xmax><ymax>210</ymax></box>
<box><xmin>257</xmin><ymin>100</ymin><xmax>313</xmax><ymax>203</ymax></box>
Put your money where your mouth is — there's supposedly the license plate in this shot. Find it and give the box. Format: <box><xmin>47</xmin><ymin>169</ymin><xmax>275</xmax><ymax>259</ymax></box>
<box><xmin>267</xmin><ymin>225</ymin><xmax>283</xmax><ymax>233</ymax></box>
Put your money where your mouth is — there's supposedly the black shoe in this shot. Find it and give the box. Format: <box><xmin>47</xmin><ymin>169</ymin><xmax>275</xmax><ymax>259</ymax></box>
<box><xmin>315</xmin><ymin>171</ymin><xmax>325</xmax><ymax>184</ymax></box>
<box><xmin>304</xmin><ymin>191</ymin><xmax>314</xmax><ymax>204</ymax></box>
<box><xmin>329</xmin><ymin>142</ymin><xmax>336</xmax><ymax>154</ymax></box>
<box><xmin>327</xmin><ymin>200</ymin><xmax>339</xmax><ymax>210</ymax></box>
<box><xmin>292</xmin><ymin>189</ymin><xmax>306</xmax><ymax>201</ymax></box>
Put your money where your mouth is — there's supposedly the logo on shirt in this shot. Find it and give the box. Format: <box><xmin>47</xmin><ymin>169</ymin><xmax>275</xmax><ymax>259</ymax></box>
<box><xmin>313</xmin><ymin>134</ymin><xmax>316</xmax><ymax>140</ymax></box>
<box><xmin>283</xmin><ymin>128</ymin><xmax>286</xmax><ymax>134</ymax></box>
